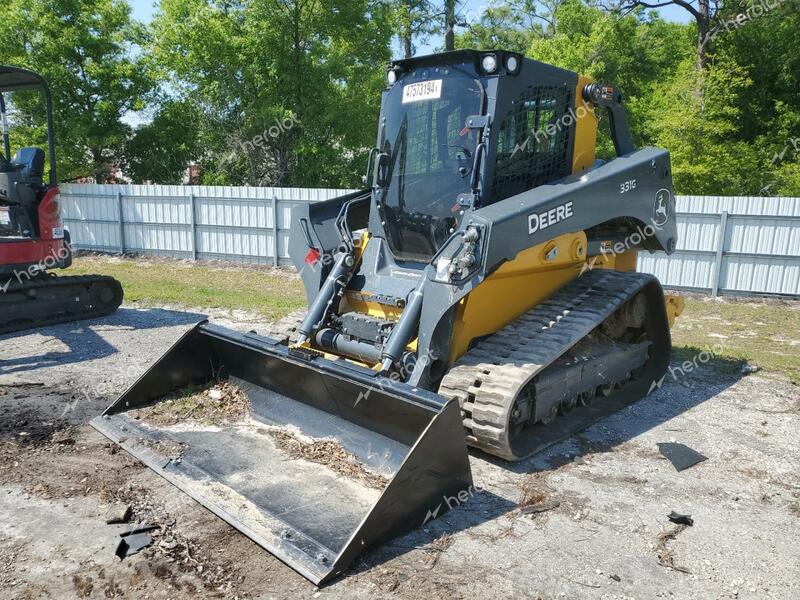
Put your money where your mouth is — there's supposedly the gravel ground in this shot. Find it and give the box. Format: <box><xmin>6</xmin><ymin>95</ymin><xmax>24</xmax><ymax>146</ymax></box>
<box><xmin>1</xmin><ymin>305</ymin><xmax>798</xmax><ymax>599</ymax></box>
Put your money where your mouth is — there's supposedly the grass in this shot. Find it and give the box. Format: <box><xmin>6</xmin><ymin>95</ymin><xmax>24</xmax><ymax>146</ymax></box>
<box><xmin>66</xmin><ymin>254</ymin><xmax>307</xmax><ymax>321</ymax></box>
<box><xmin>670</xmin><ymin>295</ymin><xmax>800</xmax><ymax>384</ymax></box>
<box><xmin>67</xmin><ymin>254</ymin><xmax>800</xmax><ymax>383</ymax></box>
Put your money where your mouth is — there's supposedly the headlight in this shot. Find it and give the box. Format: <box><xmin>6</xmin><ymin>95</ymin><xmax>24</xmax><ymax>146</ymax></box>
<box><xmin>387</xmin><ymin>69</ymin><xmax>397</xmax><ymax>85</ymax></box>
<box><xmin>481</xmin><ymin>54</ymin><xmax>498</xmax><ymax>74</ymax></box>
<box><xmin>506</xmin><ymin>55</ymin><xmax>519</xmax><ymax>73</ymax></box>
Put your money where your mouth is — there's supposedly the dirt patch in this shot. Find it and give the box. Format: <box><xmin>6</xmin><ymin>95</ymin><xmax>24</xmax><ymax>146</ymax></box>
<box><xmin>618</xmin><ymin>441</ymin><xmax>665</xmax><ymax>461</ymax></box>
<box><xmin>735</xmin><ymin>466</ymin><xmax>800</xmax><ymax>493</ymax></box>
<box><xmin>266</xmin><ymin>428</ymin><xmax>389</xmax><ymax>490</ymax></box>
<box><xmin>0</xmin><ymin>384</ymin><xmax>72</xmax><ymax>446</ymax></box>
<box><xmin>72</xmin><ymin>572</ymin><xmax>95</xmax><ymax>597</ymax></box>
<box><xmin>0</xmin><ymin>424</ymin><xmax>142</xmax><ymax>502</ymax></box>
<box><xmin>125</xmin><ymin>504</ymin><xmax>245</xmax><ymax>594</ymax></box>
<box><xmin>515</xmin><ymin>471</ymin><xmax>591</xmax><ymax>523</ymax></box>
<box><xmin>575</xmin><ymin>470</ymin><xmax>649</xmax><ymax>487</ymax></box>
<box><xmin>514</xmin><ymin>472</ymin><xmax>564</xmax><ymax>521</ymax></box>
<box><xmin>132</xmin><ymin>380</ymin><xmax>250</xmax><ymax>427</ymax></box>
<box><xmin>0</xmin><ymin>414</ymin><xmax>63</xmax><ymax>447</ymax></box>
<box><xmin>517</xmin><ymin>471</ymin><xmax>558</xmax><ymax>512</ymax></box>
<box><xmin>518</xmin><ymin>472</ymin><xmax>553</xmax><ymax>507</ymax></box>
<box><xmin>424</xmin><ymin>532</ymin><xmax>454</xmax><ymax>569</ymax></box>
<box><xmin>655</xmin><ymin>524</ymin><xmax>690</xmax><ymax>573</ymax></box>
<box><xmin>83</xmin><ymin>466</ymin><xmax>255</xmax><ymax>595</ymax></box>
<box><xmin>375</xmin><ymin>568</ymin><xmax>405</xmax><ymax>593</ymax></box>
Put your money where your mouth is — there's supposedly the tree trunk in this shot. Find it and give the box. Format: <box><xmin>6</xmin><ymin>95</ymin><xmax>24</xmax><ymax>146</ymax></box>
<box><xmin>90</xmin><ymin>148</ymin><xmax>106</xmax><ymax>184</ymax></box>
<box><xmin>444</xmin><ymin>0</ymin><xmax>456</xmax><ymax>51</ymax></box>
<box><xmin>400</xmin><ymin>0</ymin><xmax>414</xmax><ymax>58</ymax></box>
<box><xmin>696</xmin><ymin>0</ymin><xmax>710</xmax><ymax>70</ymax></box>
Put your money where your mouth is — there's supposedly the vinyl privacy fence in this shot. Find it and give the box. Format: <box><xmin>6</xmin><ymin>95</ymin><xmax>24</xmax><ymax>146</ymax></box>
<box><xmin>60</xmin><ymin>184</ymin><xmax>800</xmax><ymax>297</ymax></box>
<box><xmin>60</xmin><ymin>184</ymin><xmax>357</xmax><ymax>267</ymax></box>
<box><xmin>639</xmin><ymin>196</ymin><xmax>800</xmax><ymax>297</ymax></box>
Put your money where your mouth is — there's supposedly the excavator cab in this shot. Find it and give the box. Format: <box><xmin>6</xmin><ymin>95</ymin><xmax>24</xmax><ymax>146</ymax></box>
<box><xmin>95</xmin><ymin>50</ymin><xmax>681</xmax><ymax>584</ymax></box>
<box><xmin>0</xmin><ymin>67</ymin><xmax>62</xmax><ymax>253</ymax></box>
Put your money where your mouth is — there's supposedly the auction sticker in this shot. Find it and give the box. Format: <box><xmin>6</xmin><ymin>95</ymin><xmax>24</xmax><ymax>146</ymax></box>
<box><xmin>402</xmin><ymin>80</ymin><xmax>442</xmax><ymax>104</ymax></box>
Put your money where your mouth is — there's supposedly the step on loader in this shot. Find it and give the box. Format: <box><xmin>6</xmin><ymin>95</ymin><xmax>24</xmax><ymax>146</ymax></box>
<box><xmin>92</xmin><ymin>50</ymin><xmax>684</xmax><ymax>584</ymax></box>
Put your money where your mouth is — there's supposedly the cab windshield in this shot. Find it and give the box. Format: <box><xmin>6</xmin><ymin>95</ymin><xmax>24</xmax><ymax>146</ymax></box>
<box><xmin>377</xmin><ymin>68</ymin><xmax>483</xmax><ymax>262</ymax></box>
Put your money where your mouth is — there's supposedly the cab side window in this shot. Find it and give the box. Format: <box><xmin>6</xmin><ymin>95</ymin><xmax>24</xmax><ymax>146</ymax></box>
<box><xmin>492</xmin><ymin>86</ymin><xmax>573</xmax><ymax>203</ymax></box>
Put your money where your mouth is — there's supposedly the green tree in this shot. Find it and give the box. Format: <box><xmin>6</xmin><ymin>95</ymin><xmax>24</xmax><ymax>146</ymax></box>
<box><xmin>648</xmin><ymin>56</ymin><xmax>764</xmax><ymax>195</ymax></box>
<box><xmin>0</xmin><ymin>0</ymin><xmax>150</xmax><ymax>182</ymax></box>
<box><xmin>529</xmin><ymin>1</ymin><xmax>693</xmax><ymax>156</ymax></box>
<box><xmin>616</xmin><ymin>0</ymin><xmax>720</xmax><ymax>70</ymax></box>
<box><xmin>455</xmin><ymin>4</ymin><xmax>539</xmax><ymax>52</ymax></box>
<box><xmin>148</xmin><ymin>0</ymin><xmax>394</xmax><ymax>188</ymax></box>
<box><xmin>395</xmin><ymin>0</ymin><xmax>438</xmax><ymax>58</ymax></box>
<box><xmin>712</xmin><ymin>0</ymin><xmax>800</xmax><ymax>195</ymax></box>
<box><xmin>124</xmin><ymin>99</ymin><xmax>202</xmax><ymax>184</ymax></box>
<box><xmin>455</xmin><ymin>0</ymin><xmax>566</xmax><ymax>52</ymax></box>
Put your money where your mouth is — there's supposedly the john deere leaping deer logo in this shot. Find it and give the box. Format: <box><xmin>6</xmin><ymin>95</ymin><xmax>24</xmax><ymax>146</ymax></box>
<box><xmin>653</xmin><ymin>189</ymin><xmax>671</xmax><ymax>227</ymax></box>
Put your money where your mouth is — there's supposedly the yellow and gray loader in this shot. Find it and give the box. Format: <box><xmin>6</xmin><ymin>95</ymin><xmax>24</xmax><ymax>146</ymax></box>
<box><xmin>93</xmin><ymin>50</ymin><xmax>684</xmax><ymax>583</ymax></box>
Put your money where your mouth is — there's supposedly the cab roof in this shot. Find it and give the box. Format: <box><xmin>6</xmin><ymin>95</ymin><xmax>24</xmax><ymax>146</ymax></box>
<box><xmin>390</xmin><ymin>49</ymin><xmax>517</xmax><ymax>71</ymax></box>
<box><xmin>0</xmin><ymin>66</ymin><xmax>48</xmax><ymax>93</ymax></box>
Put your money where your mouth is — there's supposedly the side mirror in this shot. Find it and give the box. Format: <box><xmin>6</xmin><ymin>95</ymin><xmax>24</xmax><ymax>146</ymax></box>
<box><xmin>375</xmin><ymin>152</ymin><xmax>391</xmax><ymax>188</ymax></box>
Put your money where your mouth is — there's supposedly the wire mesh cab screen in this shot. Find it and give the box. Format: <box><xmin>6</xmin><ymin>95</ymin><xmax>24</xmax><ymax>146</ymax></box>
<box><xmin>492</xmin><ymin>86</ymin><xmax>574</xmax><ymax>202</ymax></box>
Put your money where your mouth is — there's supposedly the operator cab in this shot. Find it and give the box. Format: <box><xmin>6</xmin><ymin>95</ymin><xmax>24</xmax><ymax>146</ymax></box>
<box><xmin>373</xmin><ymin>50</ymin><xmax>582</xmax><ymax>263</ymax></box>
<box><xmin>0</xmin><ymin>66</ymin><xmax>58</xmax><ymax>239</ymax></box>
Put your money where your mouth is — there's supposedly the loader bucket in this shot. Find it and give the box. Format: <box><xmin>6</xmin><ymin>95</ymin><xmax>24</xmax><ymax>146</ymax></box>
<box><xmin>91</xmin><ymin>322</ymin><xmax>472</xmax><ymax>584</ymax></box>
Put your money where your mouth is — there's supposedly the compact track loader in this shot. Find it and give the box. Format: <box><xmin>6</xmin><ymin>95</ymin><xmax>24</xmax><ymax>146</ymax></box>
<box><xmin>0</xmin><ymin>66</ymin><xmax>123</xmax><ymax>334</ymax></box>
<box><xmin>93</xmin><ymin>50</ymin><xmax>683</xmax><ymax>583</ymax></box>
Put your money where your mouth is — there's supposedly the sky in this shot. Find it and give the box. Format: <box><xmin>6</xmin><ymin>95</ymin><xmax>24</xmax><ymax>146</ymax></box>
<box><xmin>130</xmin><ymin>0</ymin><xmax>156</xmax><ymax>22</ymax></box>
<box><xmin>128</xmin><ymin>0</ymin><xmax>693</xmax><ymax>52</ymax></box>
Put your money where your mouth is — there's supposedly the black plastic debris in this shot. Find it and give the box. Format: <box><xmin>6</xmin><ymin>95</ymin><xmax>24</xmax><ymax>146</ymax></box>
<box><xmin>115</xmin><ymin>525</ymin><xmax>159</xmax><ymax>560</ymax></box>
<box><xmin>667</xmin><ymin>511</ymin><xmax>694</xmax><ymax>526</ymax></box>
<box><xmin>657</xmin><ymin>442</ymin><xmax>707</xmax><ymax>471</ymax></box>
<box><xmin>740</xmin><ymin>362</ymin><xmax>759</xmax><ymax>375</ymax></box>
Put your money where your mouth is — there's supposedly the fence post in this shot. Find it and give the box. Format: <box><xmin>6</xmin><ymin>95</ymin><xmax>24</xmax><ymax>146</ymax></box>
<box><xmin>711</xmin><ymin>210</ymin><xmax>728</xmax><ymax>297</ymax></box>
<box><xmin>188</xmin><ymin>192</ymin><xmax>198</xmax><ymax>260</ymax></box>
<box><xmin>272</xmin><ymin>195</ymin><xmax>279</xmax><ymax>267</ymax></box>
<box><xmin>116</xmin><ymin>191</ymin><xmax>125</xmax><ymax>255</ymax></box>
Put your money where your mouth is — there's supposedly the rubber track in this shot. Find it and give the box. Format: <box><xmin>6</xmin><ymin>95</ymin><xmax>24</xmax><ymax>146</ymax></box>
<box><xmin>0</xmin><ymin>274</ymin><xmax>123</xmax><ymax>335</ymax></box>
<box><xmin>438</xmin><ymin>269</ymin><xmax>657</xmax><ymax>460</ymax></box>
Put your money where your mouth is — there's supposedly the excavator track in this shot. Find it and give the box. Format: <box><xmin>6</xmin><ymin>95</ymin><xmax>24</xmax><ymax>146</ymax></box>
<box><xmin>0</xmin><ymin>274</ymin><xmax>124</xmax><ymax>335</ymax></box>
<box><xmin>438</xmin><ymin>269</ymin><xmax>671</xmax><ymax>460</ymax></box>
